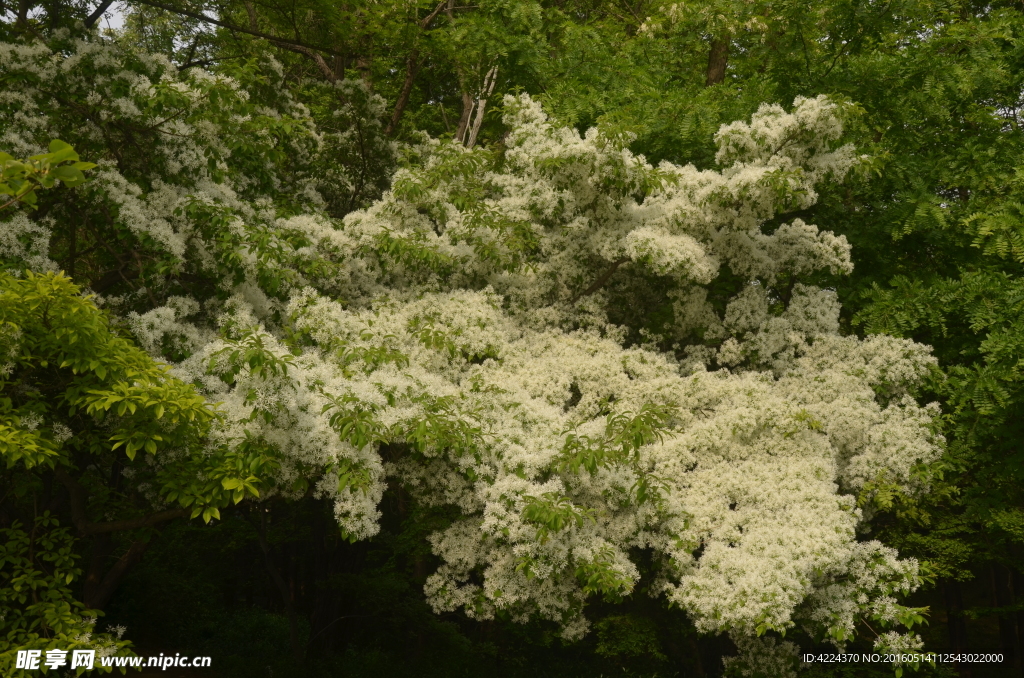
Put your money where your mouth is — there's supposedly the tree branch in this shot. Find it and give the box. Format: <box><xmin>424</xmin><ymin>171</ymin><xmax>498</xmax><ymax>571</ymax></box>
<box><xmin>128</xmin><ymin>0</ymin><xmax>344</xmax><ymax>56</ymax></box>
<box><xmin>55</xmin><ymin>466</ymin><xmax>188</xmax><ymax>536</ymax></box>
<box><xmin>456</xmin><ymin>90</ymin><xmax>474</xmax><ymax>144</ymax></box>
<box><xmin>238</xmin><ymin>0</ymin><xmax>337</xmax><ymax>81</ymax></box>
<box><xmin>420</xmin><ymin>0</ymin><xmax>448</xmax><ymax>28</ymax></box>
<box><xmin>83</xmin><ymin>537</ymin><xmax>151</xmax><ymax>609</ymax></box>
<box><xmin>385</xmin><ymin>49</ymin><xmax>420</xmax><ymax>136</ymax></box>
<box><xmin>84</xmin><ymin>0</ymin><xmax>115</xmax><ymax>28</ymax></box>
<box><xmin>90</xmin><ymin>264</ymin><xmax>139</xmax><ymax>294</ymax></box>
<box><xmin>82</xmin><ymin>509</ymin><xmax>189</xmax><ymax>534</ymax></box>
<box><xmin>382</xmin><ymin>0</ymin><xmax>452</xmax><ymax>129</ymax></box>
<box><xmin>275</xmin><ymin>41</ymin><xmax>338</xmax><ymax>81</ymax></box>
<box><xmin>572</xmin><ymin>257</ymin><xmax>630</xmax><ymax>303</ymax></box>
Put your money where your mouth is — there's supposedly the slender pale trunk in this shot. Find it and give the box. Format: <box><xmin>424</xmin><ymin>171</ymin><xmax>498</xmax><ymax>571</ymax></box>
<box><xmin>466</xmin><ymin>65</ymin><xmax>498</xmax><ymax>148</ymax></box>
<box><xmin>456</xmin><ymin>91</ymin><xmax>475</xmax><ymax>144</ymax></box>
<box><xmin>456</xmin><ymin>65</ymin><xmax>498</xmax><ymax>147</ymax></box>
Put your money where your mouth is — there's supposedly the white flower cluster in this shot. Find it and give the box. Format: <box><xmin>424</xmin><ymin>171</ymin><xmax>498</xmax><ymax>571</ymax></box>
<box><xmin>0</xmin><ymin>211</ymin><xmax>56</xmax><ymax>274</ymax></box>
<box><xmin>0</xmin><ymin>34</ymin><xmax>391</xmax><ymax>289</ymax></box>
<box><xmin>275</xmin><ymin>283</ymin><xmax>936</xmax><ymax>650</ymax></box>
<box><xmin>304</xmin><ymin>93</ymin><xmax>937</xmax><ymax>648</ymax></box>
<box><xmin>1</xmin><ymin>37</ymin><xmax>291</xmax><ymax>256</ymax></box>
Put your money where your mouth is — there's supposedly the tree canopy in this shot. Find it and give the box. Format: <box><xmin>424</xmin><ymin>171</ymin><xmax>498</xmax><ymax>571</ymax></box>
<box><xmin>2</xmin><ymin>1</ymin><xmax>1024</xmax><ymax>677</ymax></box>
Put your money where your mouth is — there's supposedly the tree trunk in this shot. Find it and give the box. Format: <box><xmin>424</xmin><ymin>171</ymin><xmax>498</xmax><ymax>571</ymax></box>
<box><xmin>706</xmin><ymin>36</ymin><xmax>730</xmax><ymax>86</ymax></box>
<box><xmin>67</xmin><ymin>220</ymin><xmax>76</xmax><ymax>280</ymax></box>
<box><xmin>83</xmin><ymin>532</ymin><xmax>113</xmax><ymax>608</ymax></box>
<box><xmin>355</xmin><ymin>56</ymin><xmax>372</xmax><ymax>88</ymax></box>
<box><xmin>386</xmin><ymin>50</ymin><xmax>421</xmax><ymax>136</ymax></box>
<box><xmin>83</xmin><ymin>536</ymin><xmax>151</xmax><ymax>609</ymax></box>
<box><xmin>944</xmin><ymin>578</ymin><xmax>973</xmax><ymax>678</ymax></box>
<box><xmin>16</xmin><ymin>0</ymin><xmax>30</xmax><ymax>27</ymax></box>
<box><xmin>57</xmin><ymin>467</ymin><xmax>182</xmax><ymax>610</ymax></box>
<box><xmin>255</xmin><ymin>508</ymin><xmax>306</xmax><ymax>662</ymax></box>
<box><xmin>307</xmin><ymin>501</ymin><xmax>339</xmax><ymax>657</ymax></box>
<box><xmin>992</xmin><ymin>564</ymin><xmax>1019</xmax><ymax>669</ymax></box>
<box><xmin>688</xmin><ymin>633</ymin><xmax>706</xmax><ymax>677</ymax></box>
<box><xmin>1013</xmin><ymin>567</ymin><xmax>1024</xmax><ymax>677</ymax></box>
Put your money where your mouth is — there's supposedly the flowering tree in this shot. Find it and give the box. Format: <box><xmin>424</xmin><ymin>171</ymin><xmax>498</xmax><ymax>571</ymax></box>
<box><xmin>0</xmin><ymin>32</ymin><xmax>395</xmax><ymax>662</ymax></box>
<box><xmin>1</xmin><ymin>32</ymin><xmax>944</xmax><ymax>673</ymax></box>
<box><xmin>267</xmin><ymin>95</ymin><xmax>939</xmax><ymax>672</ymax></box>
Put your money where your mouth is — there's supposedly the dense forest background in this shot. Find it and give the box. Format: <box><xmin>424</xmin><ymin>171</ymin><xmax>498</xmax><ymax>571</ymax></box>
<box><xmin>2</xmin><ymin>0</ymin><xmax>1024</xmax><ymax>676</ymax></box>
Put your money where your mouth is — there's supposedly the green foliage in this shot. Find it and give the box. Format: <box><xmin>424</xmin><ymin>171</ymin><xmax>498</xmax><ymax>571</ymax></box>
<box><xmin>594</xmin><ymin>614</ymin><xmax>665</xmax><ymax>661</ymax></box>
<box><xmin>0</xmin><ymin>141</ymin><xmax>95</xmax><ymax>211</ymax></box>
<box><xmin>0</xmin><ymin>515</ymin><xmax>133</xmax><ymax>676</ymax></box>
<box><xmin>2</xmin><ymin>267</ymin><xmax>278</xmax><ymax>519</ymax></box>
<box><xmin>521</xmin><ymin>494</ymin><xmax>594</xmax><ymax>545</ymax></box>
<box><xmin>0</xmin><ymin>270</ymin><xmax>211</xmax><ymax>468</ymax></box>
<box><xmin>573</xmin><ymin>547</ymin><xmax>635</xmax><ymax>600</ymax></box>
